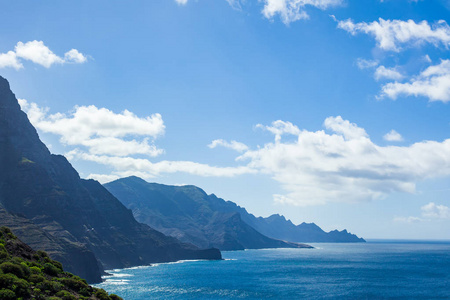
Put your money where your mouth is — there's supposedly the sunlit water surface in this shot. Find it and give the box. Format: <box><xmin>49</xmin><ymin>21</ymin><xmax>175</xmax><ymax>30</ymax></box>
<box><xmin>94</xmin><ymin>242</ymin><xmax>450</xmax><ymax>299</ymax></box>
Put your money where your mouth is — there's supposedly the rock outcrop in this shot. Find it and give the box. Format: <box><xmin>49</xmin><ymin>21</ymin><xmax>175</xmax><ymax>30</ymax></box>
<box><xmin>0</xmin><ymin>76</ymin><xmax>221</xmax><ymax>283</ymax></box>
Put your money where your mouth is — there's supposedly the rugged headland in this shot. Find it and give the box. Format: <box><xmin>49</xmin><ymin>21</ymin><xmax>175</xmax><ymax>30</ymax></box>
<box><xmin>0</xmin><ymin>76</ymin><xmax>221</xmax><ymax>283</ymax></box>
<box><xmin>104</xmin><ymin>176</ymin><xmax>364</xmax><ymax>251</ymax></box>
<box><xmin>0</xmin><ymin>226</ymin><xmax>121</xmax><ymax>299</ymax></box>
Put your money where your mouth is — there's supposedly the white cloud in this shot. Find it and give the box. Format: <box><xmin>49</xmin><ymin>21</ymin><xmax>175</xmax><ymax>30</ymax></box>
<box><xmin>383</xmin><ymin>130</ymin><xmax>404</xmax><ymax>142</ymax></box>
<box><xmin>19</xmin><ymin>99</ymin><xmax>164</xmax><ymax>157</ymax></box>
<box><xmin>208</xmin><ymin>139</ymin><xmax>249</xmax><ymax>152</ymax></box>
<box><xmin>175</xmin><ymin>0</ymin><xmax>188</xmax><ymax>4</ymax></box>
<box><xmin>323</xmin><ymin>116</ymin><xmax>368</xmax><ymax>140</ymax></box>
<box><xmin>20</xmin><ymin>100</ymin><xmax>450</xmax><ymax>207</ymax></box>
<box><xmin>238</xmin><ymin>116</ymin><xmax>450</xmax><ymax>206</ymax></box>
<box><xmin>356</xmin><ymin>58</ymin><xmax>379</xmax><ymax>69</ymax></box>
<box><xmin>15</xmin><ymin>41</ymin><xmax>64</xmax><ymax>68</ymax></box>
<box><xmin>0</xmin><ymin>51</ymin><xmax>23</xmax><ymax>70</ymax></box>
<box><xmin>421</xmin><ymin>202</ymin><xmax>450</xmax><ymax>219</ymax></box>
<box><xmin>261</xmin><ymin>0</ymin><xmax>343</xmax><ymax>24</ymax></box>
<box><xmin>256</xmin><ymin>120</ymin><xmax>301</xmax><ymax>142</ymax></box>
<box><xmin>0</xmin><ymin>40</ymin><xmax>87</xmax><ymax>69</ymax></box>
<box><xmin>380</xmin><ymin>59</ymin><xmax>450</xmax><ymax>102</ymax></box>
<box><xmin>66</xmin><ymin>149</ymin><xmax>256</xmax><ymax>178</ymax></box>
<box><xmin>374</xmin><ymin>66</ymin><xmax>404</xmax><ymax>81</ymax></box>
<box><xmin>393</xmin><ymin>216</ymin><xmax>422</xmax><ymax>223</ymax></box>
<box><xmin>337</xmin><ymin>18</ymin><xmax>450</xmax><ymax>52</ymax></box>
<box><xmin>87</xmin><ymin>173</ymin><xmax>120</xmax><ymax>184</ymax></box>
<box><xmin>393</xmin><ymin>202</ymin><xmax>450</xmax><ymax>223</ymax></box>
<box><xmin>64</xmin><ymin>49</ymin><xmax>88</xmax><ymax>64</ymax></box>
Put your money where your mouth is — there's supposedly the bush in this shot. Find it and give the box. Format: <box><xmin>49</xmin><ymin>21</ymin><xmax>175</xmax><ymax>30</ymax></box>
<box><xmin>29</xmin><ymin>274</ymin><xmax>45</xmax><ymax>284</ymax></box>
<box><xmin>37</xmin><ymin>279</ymin><xmax>63</xmax><ymax>293</ymax></box>
<box><xmin>30</xmin><ymin>266</ymin><xmax>42</xmax><ymax>274</ymax></box>
<box><xmin>0</xmin><ymin>273</ymin><xmax>17</xmax><ymax>288</ymax></box>
<box><xmin>0</xmin><ymin>288</ymin><xmax>16</xmax><ymax>300</ymax></box>
<box><xmin>94</xmin><ymin>288</ymin><xmax>111</xmax><ymax>300</ymax></box>
<box><xmin>0</xmin><ymin>244</ymin><xmax>8</xmax><ymax>260</ymax></box>
<box><xmin>20</xmin><ymin>262</ymin><xmax>31</xmax><ymax>277</ymax></box>
<box><xmin>56</xmin><ymin>290</ymin><xmax>77</xmax><ymax>300</ymax></box>
<box><xmin>59</xmin><ymin>277</ymin><xmax>89</xmax><ymax>292</ymax></box>
<box><xmin>0</xmin><ymin>262</ymin><xmax>25</xmax><ymax>278</ymax></box>
<box><xmin>43</xmin><ymin>262</ymin><xmax>60</xmax><ymax>276</ymax></box>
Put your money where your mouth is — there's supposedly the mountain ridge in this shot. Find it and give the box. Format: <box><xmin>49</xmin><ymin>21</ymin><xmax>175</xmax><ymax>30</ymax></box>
<box><xmin>104</xmin><ymin>176</ymin><xmax>312</xmax><ymax>250</ymax></box>
<box><xmin>0</xmin><ymin>76</ymin><xmax>221</xmax><ymax>283</ymax></box>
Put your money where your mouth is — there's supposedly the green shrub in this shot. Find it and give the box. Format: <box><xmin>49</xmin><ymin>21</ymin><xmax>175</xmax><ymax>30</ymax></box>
<box><xmin>20</xmin><ymin>262</ymin><xmax>31</xmax><ymax>277</ymax></box>
<box><xmin>94</xmin><ymin>288</ymin><xmax>111</xmax><ymax>300</ymax></box>
<box><xmin>79</xmin><ymin>287</ymin><xmax>91</xmax><ymax>296</ymax></box>
<box><xmin>30</xmin><ymin>266</ymin><xmax>42</xmax><ymax>274</ymax></box>
<box><xmin>110</xmin><ymin>294</ymin><xmax>122</xmax><ymax>300</ymax></box>
<box><xmin>59</xmin><ymin>277</ymin><xmax>89</xmax><ymax>292</ymax></box>
<box><xmin>0</xmin><ymin>273</ymin><xmax>17</xmax><ymax>288</ymax></box>
<box><xmin>0</xmin><ymin>262</ymin><xmax>25</xmax><ymax>278</ymax></box>
<box><xmin>29</xmin><ymin>274</ymin><xmax>45</xmax><ymax>283</ymax></box>
<box><xmin>43</xmin><ymin>262</ymin><xmax>60</xmax><ymax>276</ymax></box>
<box><xmin>37</xmin><ymin>279</ymin><xmax>63</xmax><ymax>293</ymax></box>
<box><xmin>0</xmin><ymin>244</ymin><xmax>8</xmax><ymax>260</ymax></box>
<box><xmin>72</xmin><ymin>275</ymin><xmax>87</xmax><ymax>285</ymax></box>
<box><xmin>9</xmin><ymin>277</ymin><xmax>30</xmax><ymax>298</ymax></box>
<box><xmin>0</xmin><ymin>288</ymin><xmax>16</xmax><ymax>300</ymax></box>
<box><xmin>56</xmin><ymin>290</ymin><xmax>77</xmax><ymax>300</ymax></box>
<box><xmin>51</xmin><ymin>260</ymin><xmax>63</xmax><ymax>271</ymax></box>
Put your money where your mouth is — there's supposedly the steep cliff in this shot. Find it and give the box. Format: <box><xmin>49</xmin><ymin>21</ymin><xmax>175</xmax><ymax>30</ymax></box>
<box><xmin>0</xmin><ymin>76</ymin><xmax>221</xmax><ymax>283</ymax></box>
<box><xmin>105</xmin><ymin>176</ymin><xmax>312</xmax><ymax>250</ymax></box>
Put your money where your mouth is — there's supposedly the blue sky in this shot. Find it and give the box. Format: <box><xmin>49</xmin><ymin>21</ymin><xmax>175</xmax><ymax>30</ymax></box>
<box><xmin>1</xmin><ymin>0</ymin><xmax>450</xmax><ymax>239</ymax></box>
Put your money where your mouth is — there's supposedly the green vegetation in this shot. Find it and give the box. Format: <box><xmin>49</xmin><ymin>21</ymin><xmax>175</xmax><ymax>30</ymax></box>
<box><xmin>0</xmin><ymin>227</ymin><xmax>122</xmax><ymax>300</ymax></box>
<box><xmin>19</xmin><ymin>157</ymin><xmax>35</xmax><ymax>164</ymax></box>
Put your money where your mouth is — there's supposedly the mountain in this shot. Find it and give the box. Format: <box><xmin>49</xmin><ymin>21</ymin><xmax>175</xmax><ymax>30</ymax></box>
<box><xmin>105</xmin><ymin>177</ymin><xmax>312</xmax><ymax>250</ymax></box>
<box><xmin>240</xmin><ymin>214</ymin><xmax>365</xmax><ymax>243</ymax></box>
<box><xmin>0</xmin><ymin>226</ymin><xmax>121</xmax><ymax>300</ymax></box>
<box><xmin>0</xmin><ymin>76</ymin><xmax>221</xmax><ymax>283</ymax></box>
<box><xmin>105</xmin><ymin>177</ymin><xmax>364</xmax><ymax>247</ymax></box>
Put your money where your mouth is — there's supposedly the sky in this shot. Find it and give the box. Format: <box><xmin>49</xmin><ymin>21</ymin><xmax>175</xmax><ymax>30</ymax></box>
<box><xmin>1</xmin><ymin>0</ymin><xmax>449</xmax><ymax>239</ymax></box>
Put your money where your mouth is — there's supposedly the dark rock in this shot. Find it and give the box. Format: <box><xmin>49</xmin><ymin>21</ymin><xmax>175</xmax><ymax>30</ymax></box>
<box><xmin>104</xmin><ymin>176</ymin><xmax>312</xmax><ymax>250</ymax></box>
<box><xmin>0</xmin><ymin>76</ymin><xmax>221</xmax><ymax>283</ymax></box>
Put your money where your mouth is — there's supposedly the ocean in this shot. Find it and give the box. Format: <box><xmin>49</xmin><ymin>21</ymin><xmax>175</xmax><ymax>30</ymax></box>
<box><xmin>95</xmin><ymin>241</ymin><xmax>450</xmax><ymax>299</ymax></box>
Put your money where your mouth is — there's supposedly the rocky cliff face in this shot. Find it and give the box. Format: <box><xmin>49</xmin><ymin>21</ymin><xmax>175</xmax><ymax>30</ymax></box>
<box><xmin>105</xmin><ymin>176</ymin><xmax>365</xmax><ymax>248</ymax></box>
<box><xmin>104</xmin><ymin>176</ymin><xmax>312</xmax><ymax>250</ymax></box>
<box><xmin>0</xmin><ymin>76</ymin><xmax>221</xmax><ymax>283</ymax></box>
<box><xmin>241</xmin><ymin>214</ymin><xmax>365</xmax><ymax>243</ymax></box>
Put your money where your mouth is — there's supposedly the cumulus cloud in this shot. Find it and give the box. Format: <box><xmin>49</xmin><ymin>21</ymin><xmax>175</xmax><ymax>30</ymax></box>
<box><xmin>208</xmin><ymin>139</ymin><xmax>249</xmax><ymax>152</ymax></box>
<box><xmin>237</xmin><ymin>116</ymin><xmax>450</xmax><ymax>206</ymax></box>
<box><xmin>380</xmin><ymin>59</ymin><xmax>450</xmax><ymax>102</ymax></box>
<box><xmin>337</xmin><ymin>18</ymin><xmax>450</xmax><ymax>52</ymax></box>
<box><xmin>383</xmin><ymin>130</ymin><xmax>404</xmax><ymax>142</ymax></box>
<box><xmin>394</xmin><ymin>202</ymin><xmax>450</xmax><ymax>223</ymax></box>
<box><xmin>19</xmin><ymin>99</ymin><xmax>164</xmax><ymax>157</ymax></box>
<box><xmin>256</xmin><ymin>120</ymin><xmax>301</xmax><ymax>142</ymax></box>
<box><xmin>0</xmin><ymin>40</ymin><xmax>87</xmax><ymax>69</ymax></box>
<box><xmin>262</xmin><ymin>0</ymin><xmax>342</xmax><ymax>24</ymax></box>
<box><xmin>0</xmin><ymin>51</ymin><xmax>23</xmax><ymax>70</ymax></box>
<box><xmin>66</xmin><ymin>149</ymin><xmax>256</xmax><ymax>179</ymax></box>
<box><xmin>374</xmin><ymin>66</ymin><xmax>404</xmax><ymax>81</ymax></box>
<box><xmin>421</xmin><ymin>202</ymin><xmax>450</xmax><ymax>219</ymax></box>
<box><xmin>21</xmin><ymin>101</ymin><xmax>450</xmax><ymax>206</ymax></box>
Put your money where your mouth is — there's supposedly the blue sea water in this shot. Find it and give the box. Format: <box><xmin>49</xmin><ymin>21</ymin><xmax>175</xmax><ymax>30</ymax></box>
<box><xmin>95</xmin><ymin>242</ymin><xmax>450</xmax><ymax>299</ymax></box>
